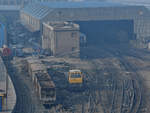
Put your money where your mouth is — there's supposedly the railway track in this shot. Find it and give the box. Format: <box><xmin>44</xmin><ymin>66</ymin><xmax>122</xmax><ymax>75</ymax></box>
<box><xmin>89</xmin><ymin>60</ymin><xmax>123</xmax><ymax>113</ymax></box>
<box><xmin>119</xmin><ymin>58</ymin><xmax>142</xmax><ymax>113</ymax></box>
<box><xmin>80</xmin><ymin>46</ymin><xmax>142</xmax><ymax>113</ymax></box>
<box><xmin>5</xmin><ymin>59</ymin><xmax>46</xmax><ymax>113</ymax></box>
<box><xmin>105</xmin><ymin>47</ymin><xmax>142</xmax><ymax>113</ymax></box>
<box><xmin>5</xmin><ymin>45</ymin><xmax>142</xmax><ymax>113</ymax></box>
<box><xmin>6</xmin><ymin>61</ymin><xmax>35</xmax><ymax>113</ymax></box>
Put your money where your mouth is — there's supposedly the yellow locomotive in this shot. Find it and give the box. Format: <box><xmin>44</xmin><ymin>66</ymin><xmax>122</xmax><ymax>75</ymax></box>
<box><xmin>68</xmin><ymin>69</ymin><xmax>83</xmax><ymax>86</ymax></box>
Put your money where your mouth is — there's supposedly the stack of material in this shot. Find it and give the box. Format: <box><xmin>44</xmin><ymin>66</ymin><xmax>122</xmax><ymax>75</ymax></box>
<box><xmin>25</xmin><ymin>57</ymin><xmax>56</xmax><ymax>105</ymax></box>
<box><xmin>35</xmin><ymin>72</ymin><xmax>56</xmax><ymax>102</ymax></box>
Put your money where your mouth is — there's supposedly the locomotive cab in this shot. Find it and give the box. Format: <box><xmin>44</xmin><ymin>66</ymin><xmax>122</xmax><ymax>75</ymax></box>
<box><xmin>68</xmin><ymin>70</ymin><xmax>83</xmax><ymax>85</ymax></box>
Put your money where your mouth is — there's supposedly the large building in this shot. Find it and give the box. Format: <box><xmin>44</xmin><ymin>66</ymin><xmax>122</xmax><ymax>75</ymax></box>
<box><xmin>42</xmin><ymin>22</ymin><xmax>80</xmax><ymax>57</ymax></box>
<box><xmin>20</xmin><ymin>1</ymin><xmax>150</xmax><ymax>48</ymax></box>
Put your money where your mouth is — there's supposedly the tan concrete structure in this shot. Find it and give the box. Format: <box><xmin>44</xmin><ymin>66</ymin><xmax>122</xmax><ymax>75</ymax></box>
<box><xmin>42</xmin><ymin>22</ymin><xmax>80</xmax><ymax>57</ymax></box>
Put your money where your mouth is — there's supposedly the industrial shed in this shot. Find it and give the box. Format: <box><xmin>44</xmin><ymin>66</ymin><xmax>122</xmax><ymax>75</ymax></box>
<box><xmin>20</xmin><ymin>1</ymin><xmax>131</xmax><ymax>33</ymax></box>
<box><xmin>20</xmin><ymin>1</ymin><xmax>150</xmax><ymax>48</ymax></box>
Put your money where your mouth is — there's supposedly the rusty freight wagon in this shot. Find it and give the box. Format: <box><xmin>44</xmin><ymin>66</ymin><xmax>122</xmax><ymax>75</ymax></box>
<box><xmin>29</xmin><ymin>63</ymin><xmax>46</xmax><ymax>82</ymax></box>
<box><xmin>34</xmin><ymin>72</ymin><xmax>51</xmax><ymax>91</ymax></box>
<box><xmin>26</xmin><ymin>58</ymin><xmax>46</xmax><ymax>81</ymax></box>
<box><xmin>26</xmin><ymin>58</ymin><xmax>42</xmax><ymax>75</ymax></box>
<box><xmin>35</xmin><ymin>72</ymin><xmax>56</xmax><ymax>104</ymax></box>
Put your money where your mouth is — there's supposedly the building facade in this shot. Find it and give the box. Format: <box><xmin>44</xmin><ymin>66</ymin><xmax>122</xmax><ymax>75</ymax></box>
<box><xmin>42</xmin><ymin>22</ymin><xmax>80</xmax><ymax>57</ymax></box>
<box><xmin>20</xmin><ymin>2</ymin><xmax>150</xmax><ymax>48</ymax></box>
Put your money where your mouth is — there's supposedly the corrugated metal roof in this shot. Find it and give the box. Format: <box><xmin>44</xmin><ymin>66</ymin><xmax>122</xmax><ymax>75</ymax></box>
<box><xmin>39</xmin><ymin>1</ymin><xmax>126</xmax><ymax>8</ymax></box>
<box><xmin>21</xmin><ymin>1</ymin><xmax>127</xmax><ymax>20</ymax></box>
<box><xmin>22</xmin><ymin>3</ymin><xmax>51</xmax><ymax>19</ymax></box>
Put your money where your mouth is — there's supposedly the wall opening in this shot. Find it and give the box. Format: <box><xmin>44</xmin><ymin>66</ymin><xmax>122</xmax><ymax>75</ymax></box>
<box><xmin>75</xmin><ymin>20</ymin><xmax>135</xmax><ymax>58</ymax></box>
<box><xmin>75</xmin><ymin>20</ymin><xmax>134</xmax><ymax>46</ymax></box>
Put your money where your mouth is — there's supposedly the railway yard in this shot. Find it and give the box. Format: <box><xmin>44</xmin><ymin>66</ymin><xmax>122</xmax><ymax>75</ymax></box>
<box><xmin>7</xmin><ymin>46</ymin><xmax>149</xmax><ymax>113</ymax></box>
<box><xmin>2</xmin><ymin>19</ymin><xmax>150</xmax><ymax>113</ymax></box>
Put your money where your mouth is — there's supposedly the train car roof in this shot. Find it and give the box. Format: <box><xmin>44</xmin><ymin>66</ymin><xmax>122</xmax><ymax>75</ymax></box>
<box><xmin>30</xmin><ymin>63</ymin><xmax>46</xmax><ymax>71</ymax></box>
<box><xmin>69</xmin><ymin>69</ymin><xmax>81</xmax><ymax>73</ymax></box>
<box><xmin>27</xmin><ymin>58</ymin><xmax>42</xmax><ymax>64</ymax></box>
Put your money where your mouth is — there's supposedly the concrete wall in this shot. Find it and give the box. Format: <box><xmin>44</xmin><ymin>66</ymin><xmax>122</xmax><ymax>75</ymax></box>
<box><xmin>20</xmin><ymin>11</ymin><xmax>40</xmax><ymax>32</ymax></box>
<box><xmin>54</xmin><ymin>30</ymin><xmax>80</xmax><ymax>56</ymax></box>
<box><xmin>42</xmin><ymin>25</ymin><xmax>54</xmax><ymax>50</ymax></box>
<box><xmin>42</xmin><ymin>23</ymin><xmax>80</xmax><ymax>57</ymax></box>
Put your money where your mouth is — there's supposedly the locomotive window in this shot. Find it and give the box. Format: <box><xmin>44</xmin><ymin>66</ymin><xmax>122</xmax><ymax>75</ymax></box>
<box><xmin>70</xmin><ymin>73</ymin><xmax>81</xmax><ymax>78</ymax></box>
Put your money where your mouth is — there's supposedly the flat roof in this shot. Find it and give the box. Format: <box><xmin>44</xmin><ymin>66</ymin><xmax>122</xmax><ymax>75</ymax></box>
<box><xmin>69</xmin><ymin>69</ymin><xmax>81</xmax><ymax>72</ymax></box>
<box><xmin>30</xmin><ymin>63</ymin><xmax>46</xmax><ymax>71</ymax></box>
<box><xmin>44</xmin><ymin>21</ymin><xmax>80</xmax><ymax>31</ymax></box>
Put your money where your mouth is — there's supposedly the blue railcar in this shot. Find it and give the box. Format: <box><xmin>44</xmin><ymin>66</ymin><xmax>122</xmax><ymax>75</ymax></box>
<box><xmin>0</xmin><ymin>96</ymin><xmax>2</xmax><ymax>111</ymax></box>
<box><xmin>0</xmin><ymin>23</ymin><xmax>6</xmax><ymax>48</ymax></box>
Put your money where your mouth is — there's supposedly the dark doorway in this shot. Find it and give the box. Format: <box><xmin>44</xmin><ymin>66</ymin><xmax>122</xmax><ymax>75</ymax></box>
<box><xmin>75</xmin><ymin>20</ymin><xmax>134</xmax><ymax>46</ymax></box>
<box><xmin>75</xmin><ymin>20</ymin><xmax>135</xmax><ymax>58</ymax></box>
